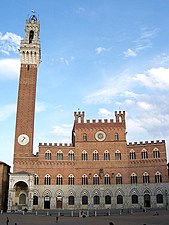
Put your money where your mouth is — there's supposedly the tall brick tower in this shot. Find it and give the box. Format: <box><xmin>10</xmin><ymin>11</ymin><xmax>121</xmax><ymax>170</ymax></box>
<box><xmin>13</xmin><ymin>13</ymin><xmax>41</xmax><ymax>172</ymax></box>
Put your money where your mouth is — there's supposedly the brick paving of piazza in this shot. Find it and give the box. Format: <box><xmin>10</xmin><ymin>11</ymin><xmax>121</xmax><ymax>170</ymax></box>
<box><xmin>0</xmin><ymin>210</ymin><xmax>169</xmax><ymax>225</ymax></box>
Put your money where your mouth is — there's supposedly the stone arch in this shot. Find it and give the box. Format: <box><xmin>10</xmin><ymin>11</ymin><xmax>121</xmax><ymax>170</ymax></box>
<box><xmin>129</xmin><ymin>188</ymin><xmax>140</xmax><ymax>196</ymax></box>
<box><xmin>91</xmin><ymin>189</ymin><xmax>101</xmax><ymax>197</ymax></box>
<box><xmin>42</xmin><ymin>189</ymin><xmax>52</xmax><ymax>197</ymax></box>
<box><xmin>55</xmin><ymin>189</ymin><xmax>64</xmax><ymax>197</ymax></box>
<box><xmin>103</xmin><ymin>189</ymin><xmax>112</xmax><ymax>197</ymax></box>
<box><xmin>80</xmin><ymin>189</ymin><xmax>90</xmax><ymax>197</ymax></box>
<box><xmin>115</xmin><ymin>189</ymin><xmax>124</xmax><ymax>196</ymax></box>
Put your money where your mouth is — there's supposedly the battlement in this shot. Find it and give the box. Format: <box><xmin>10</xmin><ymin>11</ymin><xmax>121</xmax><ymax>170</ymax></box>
<box><xmin>127</xmin><ymin>140</ymin><xmax>165</xmax><ymax>146</ymax></box>
<box><xmin>74</xmin><ymin>111</ymin><xmax>125</xmax><ymax>124</ymax></box>
<box><xmin>39</xmin><ymin>143</ymin><xmax>73</xmax><ymax>147</ymax></box>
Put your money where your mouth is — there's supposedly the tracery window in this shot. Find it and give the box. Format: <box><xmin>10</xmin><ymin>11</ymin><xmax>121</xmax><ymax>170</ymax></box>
<box><xmin>155</xmin><ymin>171</ymin><xmax>162</xmax><ymax>183</ymax></box>
<box><xmin>105</xmin><ymin>195</ymin><xmax>111</xmax><ymax>204</ymax></box>
<box><xmin>131</xmin><ymin>173</ymin><xmax>137</xmax><ymax>184</ymax></box>
<box><xmin>93</xmin><ymin>174</ymin><xmax>99</xmax><ymax>185</ymax></box>
<box><xmin>130</xmin><ymin>149</ymin><xmax>136</xmax><ymax>160</ymax></box>
<box><xmin>56</xmin><ymin>174</ymin><xmax>63</xmax><ymax>185</ymax></box>
<box><xmin>34</xmin><ymin>174</ymin><xmax>39</xmax><ymax>185</ymax></box>
<box><xmin>82</xmin><ymin>174</ymin><xmax>88</xmax><ymax>185</ymax></box>
<box><xmin>44</xmin><ymin>174</ymin><xmax>51</xmax><ymax>185</ymax></box>
<box><xmin>82</xmin><ymin>150</ymin><xmax>88</xmax><ymax>161</ymax></box>
<box><xmin>56</xmin><ymin>150</ymin><xmax>63</xmax><ymax>160</ymax></box>
<box><xmin>143</xmin><ymin>172</ymin><xmax>150</xmax><ymax>184</ymax></box>
<box><xmin>68</xmin><ymin>174</ymin><xmax>74</xmax><ymax>185</ymax></box>
<box><xmin>45</xmin><ymin>150</ymin><xmax>51</xmax><ymax>160</ymax></box>
<box><xmin>153</xmin><ymin>148</ymin><xmax>160</xmax><ymax>158</ymax></box>
<box><xmin>104</xmin><ymin>174</ymin><xmax>111</xmax><ymax>185</ymax></box>
<box><xmin>116</xmin><ymin>173</ymin><xmax>122</xmax><ymax>184</ymax></box>
<box><xmin>68</xmin><ymin>150</ymin><xmax>74</xmax><ymax>161</ymax></box>
<box><xmin>115</xmin><ymin>150</ymin><xmax>121</xmax><ymax>160</ymax></box>
<box><xmin>93</xmin><ymin>150</ymin><xmax>99</xmax><ymax>160</ymax></box>
<box><xmin>141</xmin><ymin>149</ymin><xmax>148</xmax><ymax>159</ymax></box>
<box><xmin>104</xmin><ymin>150</ymin><xmax>110</xmax><ymax>160</ymax></box>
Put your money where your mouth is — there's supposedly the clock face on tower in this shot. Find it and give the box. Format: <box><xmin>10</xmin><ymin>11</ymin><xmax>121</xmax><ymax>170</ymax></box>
<box><xmin>95</xmin><ymin>131</ymin><xmax>106</xmax><ymax>141</ymax></box>
<box><xmin>18</xmin><ymin>134</ymin><xmax>29</xmax><ymax>146</ymax></box>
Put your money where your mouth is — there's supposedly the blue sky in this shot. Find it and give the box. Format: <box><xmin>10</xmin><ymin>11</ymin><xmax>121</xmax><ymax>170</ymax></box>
<box><xmin>0</xmin><ymin>0</ymin><xmax>169</xmax><ymax>169</ymax></box>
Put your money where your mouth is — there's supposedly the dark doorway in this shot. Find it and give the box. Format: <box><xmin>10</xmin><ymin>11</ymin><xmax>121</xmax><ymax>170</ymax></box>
<box><xmin>144</xmin><ymin>194</ymin><xmax>151</xmax><ymax>207</ymax></box>
<box><xmin>56</xmin><ymin>197</ymin><xmax>62</xmax><ymax>208</ymax></box>
<box><xmin>44</xmin><ymin>196</ymin><xmax>50</xmax><ymax>209</ymax></box>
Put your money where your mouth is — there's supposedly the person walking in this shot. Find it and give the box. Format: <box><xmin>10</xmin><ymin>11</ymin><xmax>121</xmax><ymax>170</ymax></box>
<box><xmin>56</xmin><ymin>216</ymin><xmax>59</xmax><ymax>223</ymax></box>
<box><xmin>6</xmin><ymin>217</ymin><xmax>9</xmax><ymax>225</ymax></box>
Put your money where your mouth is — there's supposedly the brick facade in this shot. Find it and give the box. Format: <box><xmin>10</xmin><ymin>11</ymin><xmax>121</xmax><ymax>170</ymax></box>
<box><xmin>0</xmin><ymin>162</ymin><xmax>10</xmax><ymax>212</ymax></box>
<box><xmin>8</xmin><ymin>14</ymin><xmax>169</xmax><ymax>212</ymax></box>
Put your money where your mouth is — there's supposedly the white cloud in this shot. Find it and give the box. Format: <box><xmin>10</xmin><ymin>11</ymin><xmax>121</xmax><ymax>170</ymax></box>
<box><xmin>55</xmin><ymin>56</ymin><xmax>74</xmax><ymax>66</ymax></box>
<box><xmin>98</xmin><ymin>108</ymin><xmax>114</xmax><ymax>118</ymax></box>
<box><xmin>0</xmin><ymin>58</ymin><xmax>20</xmax><ymax>79</ymax></box>
<box><xmin>0</xmin><ymin>32</ymin><xmax>21</xmax><ymax>55</ymax></box>
<box><xmin>95</xmin><ymin>47</ymin><xmax>106</xmax><ymax>54</ymax></box>
<box><xmin>137</xmin><ymin>101</ymin><xmax>154</xmax><ymax>111</ymax></box>
<box><xmin>134</xmin><ymin>67</ymin><xmax>169</xmax><ymax>90</ymax></box>
<box><xmin>51</xmin><ymin>124</ymin><xmax>72</xmax><ymax>143</ymax></box>
<box><xmin>123</xmin><ymin>48</ymin><xmax>137</xmax><ymax>58</ymax></box>
<box><xmin>0</xmin><ymin>104</ymin><xmax>16</xmax><ymax>121</ymax></box>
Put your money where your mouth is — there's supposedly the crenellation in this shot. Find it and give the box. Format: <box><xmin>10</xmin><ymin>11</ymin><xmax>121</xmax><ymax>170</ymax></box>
<box><xmin>127</xmin><ymin>140</ymin><xmax>166</xmax><ymax>146</ymax></box>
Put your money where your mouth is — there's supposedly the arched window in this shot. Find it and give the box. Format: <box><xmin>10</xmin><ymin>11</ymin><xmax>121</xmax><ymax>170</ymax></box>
<box><xmin>68</xmin><ymin>150</ymin><xmax>74</xmax><ymax>161</ymax></box>
<box><xmin>104</xmin><ymin>174</ymin><xmax>111</xmax><ymax>185</ymax></box>
<box><xmin>34</xmin><ymin>174</ymin><xmax>39</xmax><ymax>185</ymax></box>
<box><xmin>143</xmin><ymin>172</ymin><xmax>150</xmax><ymax>184</ymax></box>
<box><xmin>29</xmin><ymin>30</ymin><xmax>34</xmax><ymax>43</ymax></box>
<box><xmin>33</xmin><ymin>196</ymin><xmax>38</xmax><ymax>205</ymax></box>
<box><xmin>116</xmin><ymin>173</ymin><xmax>122</xmax><ymax>184</ymax></box>
<box><xmin>93</xmin><ymin>150</ymin><xmax>99</xmax><ymax>160</ymax></box>
<box><xmin>115</xmin><ymin>133</ymin><xmax>119</xmax><ymax>141</ymax></box>
<box><xmin>44</xmin><ymin>174</ymin><xmax>51</xmax><ymax>185</ymax></box>
<box><xmin>131</xmin><ymin>173</ymin><xmax>137</xmax><ymax>184</ymax></box>
<box><xmin>155</xmin><ymin>171</ymin><xmax>162</xmax><ymax>183</ymax></box>
<box><xmin>68</xmin><ymin>196</ymin><xmax>74</xmax><ymax>205</ymax></box>
<box><xmin>45</xmin><ymin>150</ymin><xmax>51</xmax><ymax>160</ymax></box>
<box><xmin>156</xmin><ymin>194</ymin><xmax>163</xmax><ymax>203</ymax></box>
<box><xmin>132</xmin><ymin>194</ymin><xmax>138</xmax><ymax>204</ymax></box>
<box><xmin>68</xmin><ymin>174</ymin><xmax>74</xmax><ymax>185</ymax></box>
<box><xmin>141</xmin><ymin>149</ymin><xmax>148</xmax><ymax>159</ymax></box>
<box><xmin>153</xmin><ymin>148</ymin><xmax>160</xmax><ymax>158</ymax></box>
<box><xmin>93</xmin><ymin>174</ymin><xmax>99</xmax><ymax>185</ymax></box>
<box><xmin>115</xmin><ymin>150</ymin><xmax>121</xmax><ymax>160</ymax></box>
<box><xmin>93</xmin><ymin>195</ymin><xmax>100</xmax><ymax>205</ymax></box>
<box><xmin>82</xmin><ymin>195</ymin><xmax>88</xmax><ymax>205</ymax></box>
<box><xmin>19</xmin><ymin>193</ymin><xmax>26</xmax><ymax>205</ymax></box>
<box><xmin>130</xmin><ymin>149</ymin><xmax>136</xmax><ymax>160</ymax></box>
<box><xmin>82</xmin><ymin>174</ymin><xmax>88</xmax><ymax>185</ymax></box>
<box><xmin>56</xmin><ymin>174</ymin><xmax>63</xmax><ymax>185</ymax></box>
<box><xmin>104</xmin><ymin>150</ymin><xmax>110</xmax><ymax>160</ymax></box>
<box><xmin>82</xmin><ymin>150</ymin><xmax>88</xmax><ymax>161</ymax></box>
<box><xmin>83</xmin><ymin>133</ymin><xmax>87</xmax><ymax>141</ymax></box>
<box><xmin>105</xmin><ymin>195</ymin><xmax>111</xmax><ymax>204</ymax></box>
<box><xmin>56</xmin><ymin>150</ymin><xmax>63</xmax><ymax>160</ymax></box>
<box><xmin>117</xmin><ymin>195</ymin><xmax>123</xmax><ymax>204</ymax></box>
